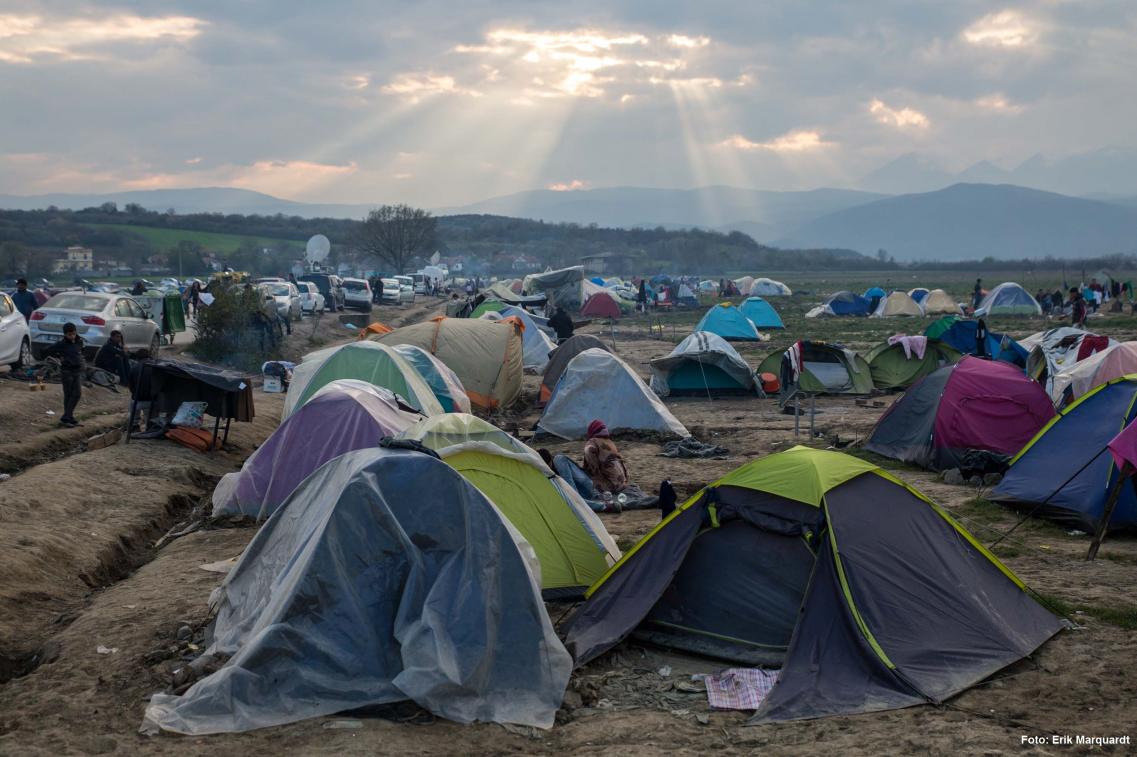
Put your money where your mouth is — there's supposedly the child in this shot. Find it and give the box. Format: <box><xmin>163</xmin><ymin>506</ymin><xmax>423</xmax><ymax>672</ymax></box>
<box><xmin>45</xmin><ymin>322</ymin><xmax>85</xmax><ymax>427</ymax></box>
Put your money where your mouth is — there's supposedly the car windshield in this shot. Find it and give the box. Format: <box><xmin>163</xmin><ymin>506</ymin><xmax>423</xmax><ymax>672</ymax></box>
<box><xmin>269</xmin><ymin>284</ymin><xmax>291</xmax><ymax>296</ymax></box>
<box><xmin>343</xmin><ymin>280</ymin><xmax>367</xmax><ymax>290</ymax></box>
<box><xmin>45</xmin><ymin>294</ymin><xmax>108</xmax><ymax>312</ymax></box>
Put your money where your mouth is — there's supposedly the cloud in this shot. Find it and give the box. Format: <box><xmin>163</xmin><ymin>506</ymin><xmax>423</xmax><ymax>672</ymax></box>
<box><xmin>0</xmin><ymin>13</ymin><xmax>204</xmax><ymax>64</ymax></box>
<box><xmin>548</xmin><ymin>179</ymin><xmax>589</xmax><ymax>191</ymax></box>
<box><xmin>718</xmin><ymin>130</ymin><xmax>833</xmax><ymax>152</ymax></box>
<box><xmin>962</xmin><ymin>11</ymin><xmax>1038</xmax><ymax>49</ymax></box>
<box><xmin>346</xmin><ymin>75</ymin><xmax>370</xmax><ymax>90</ymax></box>
<box><xmin>184</xmin><ymin>156</ymin><xmax>203</xmax><ymax>165</ymax></box>
<box><xmin>379</xmin><ymin>73</ymin><xmax>480</xmax><ymax>101</ymax></box>
<box><xmin>668</xmin><ymin>35</ymin><xmax>710</xmax><ymax>49</ymax></box>
<box><xmin>869</xmin><ymin>98</ymin><xmax>930</xmax><ymax>128</ymax></box>
<box><xmin>393</xmin><ymin>172</ymin><xmax>413</xmax><ymax>180</ymax></box>
<box><xmin>974</xmin><ymin>94</ymin><xmax>1024</xmax><ymax>113</ymax></box>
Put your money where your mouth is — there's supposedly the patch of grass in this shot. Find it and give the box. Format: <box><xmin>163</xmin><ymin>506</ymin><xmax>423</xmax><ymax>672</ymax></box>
<box><xmin>1038</xmin><ymin>594</ymin><xmax>1137</xmax><ymax>630</ymax></box>
<box><xmin>82</xmin><ymin>222</ymin><xmax>297</xmax><ymax>253</ymax></box>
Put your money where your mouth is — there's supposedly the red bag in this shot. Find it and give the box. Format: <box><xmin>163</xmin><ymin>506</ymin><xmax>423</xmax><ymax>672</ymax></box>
<box><xmin>760</xmin><ymin>372</ymin><xmax>780</xmax><ymax>394</ymax></box>
<box><xmin>165</xmin><ymin>427</ymin><xmax>219</xmax><ymax>452</ymax></box>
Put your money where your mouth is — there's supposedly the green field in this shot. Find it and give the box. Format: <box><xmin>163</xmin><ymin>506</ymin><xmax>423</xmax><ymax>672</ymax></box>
<box><xmin>82</xmin><ymin>223</ymin><xmax>300</xmax><ymax>253</ymax></box>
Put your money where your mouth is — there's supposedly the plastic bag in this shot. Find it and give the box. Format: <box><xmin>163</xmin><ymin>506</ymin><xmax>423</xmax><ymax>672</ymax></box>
<box><xmin>172</xmin><ymin>401</ymin><xmax>207</xmax><ymax>428</ymax></box>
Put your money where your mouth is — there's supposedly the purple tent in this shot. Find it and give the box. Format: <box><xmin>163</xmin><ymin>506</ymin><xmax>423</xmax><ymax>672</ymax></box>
<box><xmin>212</xmin><ymin>383</ymin><xmax>419</xmax><ymax>520</ymax></box>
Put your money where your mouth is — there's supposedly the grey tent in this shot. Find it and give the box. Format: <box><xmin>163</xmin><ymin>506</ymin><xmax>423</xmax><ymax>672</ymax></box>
<box><xmin>539</xmin><ymin>334</ymin><xmax>612</xmax><ymax>405</ymax></box>
<box><xmin>524</xmin><ymin>266</ymin><xmax>584</xmax><ymax>311</ymax></box>
<box><xmin>144</xmin><ymin>447</ymin><xmax>571</xmax><ymax>734</ymax></box>
<box><xmin>650</xmin><ymin>331</ymin><xmax>762</xmax><ymax>397</ymax></box>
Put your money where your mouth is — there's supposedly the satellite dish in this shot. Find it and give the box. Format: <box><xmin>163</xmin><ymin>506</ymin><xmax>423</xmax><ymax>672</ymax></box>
<box><xmin>429</xmin><ymin>251</ymin><xmax>441</xmax><ymax>265</ymax></box>
<box><xmin>305</xmin><ymin>234</ymin><xmax>330</xmax><ymax>263</ymax></box>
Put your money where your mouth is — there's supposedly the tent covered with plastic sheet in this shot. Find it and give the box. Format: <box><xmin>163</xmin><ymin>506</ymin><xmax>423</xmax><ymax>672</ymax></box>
<box><xmin>992</xmin><ymin>376</ymin><xmax>1137</xmax><ymax>532</ymax></box>
<box><xmin>212</xmin><ymin>383</ymin><xmax>419</xmax><ymax>520</ymax></box>
<box><xmin>926</xmin><ymin>317</ymin><xmax>1028</xmax><ymax>366</ymax></box>
<box><xmin>758</xmin><ymin>341</ymin><xmax>873</xmax><ymax>395</ymax></box>
<box><xmin>649</xmin><ymin>331</ymin><xmax>760</xmax><ymax>397</ymax></box>
<box><xmin>487</xmin><ymin>281</ymin><xmax>546</xmax><ymax>308</ymax></box>
<box><xmin>749</xmin><ymin>277</ymin><xmax>791</xmax><ymax>296</ymax></box>
<box><xmin>375</xmin><ymin>317</ymin><xmax>523</xmax><ymax>411</ymax></box>
<box><xmin>921</xmin><ymin>289</ymin><xmax>961</xmax><ymax>315</ymax></box>
<box><xmin>283</xmin><ymin>341</ymin><xmax>443</xmax><ymax>419</ymax></box>
<box><xmin>537</xmin><ymin>348</ymin><xmax>688</xmax><ymax>439</ymax></box>
<box><xmin>865</xmin><ymin>338</ymin><xmax>962</xmax><ymax>389</ymax></box>
<box><xmin>871</xmin><ymin>291</ymin><xmax>922</xmax><ymax>317</ymax></box>
<box><xmin>866</xmin><ymin>356</ymin><xmax>1054</xmax><ymax>472</ymax></box>
<box><xmin>1050</xmin><ymin>342</ymin><xmax>1137</xmax><ymax>406</ymax></box>
<box><xmin>539</xmin><ymin>334</ymin><xmax>611</xmax><ymax>406</ymax></box>
<box><xmin>975</xmin><ymin>282</ymin><xmax>1042</xmax><ymax>317</ymax></box>
<box><xmin>480</xmin><ymin>306</ymin><xmax>557</xmax><ymax>371</ymax></box>
<box><xmin>431</xmin><ymin>442</ymin><xmax>621</xmax><ymax>599</ymax></box>
<box><xmin>560</xmin><ymin>446</ymin><xmax>1061</xmax><ymax>724</ymax></box>
<box><xmin>524</xmin><ymin>266</ymin><xmax>584</xmax><ymax>311</ymax></box>
<box><xmin>738</xmin><ymin>296</ymin><xmax>784</xmax><ymax>329</ymax></box>
<box><xmin>389</xmin><ymin>343</ymin><xmax>471</xmax><ymax>413</ymax></box>
<box><xmin>398</xmin><ymin>412</ymin><xmax>531</xmax><ymax>454</ymax></box>
<box><xmin>805</xmin><ymin>290</ymin><xmax>871</xmax><ymax>318</ymax></box>
<box><xmin>142</xmin><ymin>447</ymin><xmax>572</xmax><ymax>734</ymax></box>
<box><xmin>1024</xmin><ymin>327</ymin><xmax>1114</xmax><ymax>396</ymax></box>
<box><xmin>694</xmin><ymin>302</ymin><xmax>761</xmax><ymax>341</ymax></box>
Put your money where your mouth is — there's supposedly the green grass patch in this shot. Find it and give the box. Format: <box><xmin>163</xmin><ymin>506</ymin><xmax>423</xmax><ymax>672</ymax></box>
<box><xmin>82</xmin><ymin>223</ymin><xmax>298</xmax><ymax>253</ymax></box>
<box><xmin>1038</xmin><ymin>594</ymin><xmax>1137</xmax><ymax>630</ymax></box>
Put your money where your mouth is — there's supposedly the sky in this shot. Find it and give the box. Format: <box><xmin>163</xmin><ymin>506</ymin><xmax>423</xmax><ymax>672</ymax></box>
<box><xmin>2</xmin><ymin>1</ymin><xmax>1135</xmax><ymax>206</ymax></box>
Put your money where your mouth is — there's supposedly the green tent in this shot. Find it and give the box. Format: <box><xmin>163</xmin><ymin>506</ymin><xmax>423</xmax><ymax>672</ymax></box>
<box><xmin>470</xmin><ymin>299</ymin><xmax>507</xmax><ymax>319</ymax></box>
<box><xmin>283</xmin><ymin>341</ymin><xmax>444</xmax><ymax>419</ymax></box>
<box><xmin>924</xmin><ymin>315</ymin><xmax>960</xmax><ymax>340</ymax></box>
<box><xmin>435</xmin><ymin>443</ymin><xmax>621</xmax><ymax>599</ymax></box>
<box><xmin>865</xmin><ymin>339</ymin><xmax>962</xmax><ymax>389</ymax></box>
<box><xmin>398</xmin><ymin>412</ymin><xmax>531</xmax><ymax>454</ymax></box>
<box><xmin>758</xmin><ymin>341</ymin><xmax>874</xmax><ymax>395</ymax></box>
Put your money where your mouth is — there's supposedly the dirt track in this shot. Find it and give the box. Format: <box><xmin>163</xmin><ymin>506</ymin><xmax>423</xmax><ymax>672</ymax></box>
<box><xmin>1</xmin><ymin>297</ymin><xmax>1135</xmax><ymax>755</ymax></box>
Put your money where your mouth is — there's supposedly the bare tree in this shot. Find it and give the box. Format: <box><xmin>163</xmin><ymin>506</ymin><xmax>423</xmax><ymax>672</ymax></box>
<box><xmin>353</xmin><ymin>204</ymin><xmax>437</xmax><ymax>274</ymax></box>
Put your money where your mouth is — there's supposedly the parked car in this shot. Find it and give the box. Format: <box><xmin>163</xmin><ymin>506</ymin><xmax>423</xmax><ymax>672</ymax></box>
<box><xmin>0</xmin><ymin>292</ymin><xmax>32</xmax><ymax>368</ymax></box>
<box><xmin>394</xmin><ymin>276</ymin><xmax>417</xmax><ymax>304</ymax></box>
<box><xmin>411</xmin><ymin>273</ymin><xmax>429</xmax><ymax>296</ymax></box>
<box><xmin>299</xmin><ymin>273</ymin><xmax>345</xmax><ymax>311</ymax></box>
<box><xmin>28</xmin><ymin>292</ymin><xmax>161</xmax><ymax>360</ymax></box>
<box><xmin>297</xmin><ymin>281</ymin><xmax>325</xmax><ymax>315</ymax></box>
<box><xmin>257</xmin><ymin>281</ymin><xmax>301</xmax><ymax>321</ymax></box>
<box><xmin>341</xmin><ymin>278</ymin><xmax>373</xmax><ymax>311</ymax></box>
<box><xmin>380</xmin><ymin>278</ymin><xmax>403</xmax><ymax>306</ymax></box>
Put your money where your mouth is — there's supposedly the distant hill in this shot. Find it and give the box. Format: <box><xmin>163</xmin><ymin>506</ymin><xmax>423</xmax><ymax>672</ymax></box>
<box><xmin>779</xmin><ymin>183</ymin><xmax>1137</xmax><ymax>260</ymax></box>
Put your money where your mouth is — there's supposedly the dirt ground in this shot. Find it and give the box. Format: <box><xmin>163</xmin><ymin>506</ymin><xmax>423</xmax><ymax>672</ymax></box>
<box><xmin>1</xmin><ymin>288</ymin><xmax>1135</xmax><ymax>755</ymax></box>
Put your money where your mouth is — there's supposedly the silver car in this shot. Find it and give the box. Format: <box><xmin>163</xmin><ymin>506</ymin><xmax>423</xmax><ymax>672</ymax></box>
<box><xmin>29</xmin><ymin>292</ymin><xmax>161</xmax><ymax>360</ymax></box>
<box><xmin>0</xmin><ymin>292</ymin><xmax>32</xmax><ymax>368</ymax></box>
<box><xmin>257</xmin><ymin>282</ymin><xmax>301</xmax><ymax>321</ymax></box>
<box><xmin>297</xmin><ymin>281</ymin><xmax>325</xmax><ymax>315</ymax></box>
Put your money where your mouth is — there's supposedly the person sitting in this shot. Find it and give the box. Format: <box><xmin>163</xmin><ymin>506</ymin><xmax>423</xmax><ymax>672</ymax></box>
<box><xmin>94</xmin><ymin>329</ymin><xmax>131</xmax><ymax>387</ymax></box>
<box><xmin>548</xmin><ymin>306</ymin><xmax>574</xmax><ymax>343</ymax></box>
<box><xmin>582</xmin><ymin>419</ymin><xmax>627</xmax><ymax>494</ymax></box>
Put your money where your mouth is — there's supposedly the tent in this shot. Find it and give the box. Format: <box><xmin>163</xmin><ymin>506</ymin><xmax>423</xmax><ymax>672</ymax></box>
<box><xmin>675</xmin><ymin>284</ymin><xmax>698</xmax><ymax>307</ymax></box>
<box><xmin>865</xmin><ymin>338</ymin><xmax>962</xmax><ymax>390</ymax></box>
<box><xmin>649</xmin><ymin>331</ymin><xmax>760</xmax><ymax>397</ymax></box>
<box><xmin>561</xmin><ymin>446</ymin><xmax>1061</xmax><ymax>724</ymax></box>
<box><xmin>806</xmin><ymin>291</ymin><xmax>871</xmax><ymax>318</ymax></box>
<box><xmin>357</xmin><ymin>322</ymin><xmax>393</xmax><ymax>340</ymax></box>
<box><xmin>925</xmin><ymin>317</ymin><xmax>1028</xmax><ymax>366</ymax></box>
<box><xmin>694</xmin><ymin>303</ymin><xmax>762</xmax><ymax>341</ymax></box>
<box><xmin>481</xmin><ymin>305</ymin><xmax>557</xmax><ymax>372</ymax></box>
<box><xmin>143</xmin><ymin>447</ymin><xmax>572</xmax><ymax>734</ymax></box>
<box><xmin>1024</xmin><ymin>327</ymin><xmax>1113</xmax><ymax>395</ymax></box>
<box><xmin>863</xmin><ymin>286</ymin><xmax>886</xmax><ymax>312</ymax></box>
<box><xmin>921</xmin><ymin>289</ymin><xmax>962</xmax><ymax>315</ymax></box>
<box><xmin>212</xmin><ymin>383</ymin><xmax>419</xmax><ymax>520</ymax></box>
<box><xmin>539</xmin><ymin>334</ymin><xmax>611</xmax><ymax>406</ymax></box>
<box><xmin>431</xmin><ymin>442</ymin><xmax>621</xmax><ymax>598</ymax></box>
<box><xmin>992</xmin><ymin>376</ymin><xmax>1137</xmax><ymax>532</ymax></box>
<box><xmin>537</xmin><ymin>348</ymin><xmax>688</xmax><ymax>439</ymax></box>
<box><xmin>737</xmin><ymin>296</ymin><xmax>784</xmax><ymax>329</ymax></box>
<box><xmin>580</xmin><ymin>291</ymin><xmax>622</xmax><ymax>319</ymax></box>
<box><xmin>283</xmin><ymin>341</ymin><xmax>443</xmax><ymax>419</ymax></box>
<box><xmin>733</xmin><ymin>276</ymin><xmax>755</xmax><ymax>295</ymax></box>
<box><xmin>871</xmin><ymin>291</ymin><xmax>922</xmax><ymax>317</ymax></box>
<box><xmin>750</xmin><ymin>277</ymin><xmax>791</xmax><ymax>296</ymax></box>
<box><xmin>398</xmin><ymin>412</ymin><xmax>531</xmax><ymax>454</ymax></box>
<box><xmin>697</xmin><ymin>280</ymin><xmax>718</xmax><ymax>293</ymax></box>
<box><xmin>389</xmin><ymin>344</ymin><xmax>472</xmax><ymax>413</ymax></box>
<box><xmin>470</xmin><ymin>299</ymin><xmax>507</xmax><ymax>319</ymax></box>
<box><xmin>375</xmin><ymin>317</ymin><xmax>523</xmax><ymax>411</ymax></box>
<box><xmin>1050</xmin><ymin>342</ymin><xmax>1137</xmax><ymax>406</ymax></box>
<box><xmin>866</xmin><ymin>356</ymin><xmax>1055</xmax><ymax>472</ymax></box>
<box><xmin>758</xmin><ymin>341</ymin><xmax>874</xmax><ymax>395</ymax></box>
<box><xmin>524</xmin><ymin>266</ymin><xmax>584</xmax><ymax>311</ymax></box>
<box><xmin>975</xmin><ymin>282</ymin><xmax>1042</xmax><ymax>317</ymax></box>
<box><xmin>908</xmin><ymin>288</ymin><xmax>929</xmax><ymax>303</ymax></box>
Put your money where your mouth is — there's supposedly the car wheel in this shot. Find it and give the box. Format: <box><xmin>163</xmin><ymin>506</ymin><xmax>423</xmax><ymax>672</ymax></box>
<box><xmin>149</xmin><ymin>332</ymin><xmax>160</xmax><ymax>356</ymax></box>
<box><xmin>12</xmin><ymin>337</ymin><xmax>32</xmax><ymax>368</ymax></box>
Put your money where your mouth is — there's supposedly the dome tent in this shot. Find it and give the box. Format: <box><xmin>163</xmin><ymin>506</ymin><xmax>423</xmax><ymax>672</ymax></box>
<box><xmin>398</xmin><ymin>412</ymin><xmax>531</xmax><ymax>454</ymax></box>
<box><xmin>908</xmin><ymin>287</ymin><xmax>930</xmax><ymax>303</ymax></box>
<box><xmin>863</xmin><ymin>286</ymin><xmax>886</xmax><ymax>312</ymax></box>
<box><xmin>480</xmin><ymin>306</ymin><xmax>557</xmax><ymax>372</ymax></box>
<box><xmin>580</xmin><ymin>291</ymin><xmax>622</xmax><ymax>319</ymax></box>
<box><xmin>975</xmin><ymin>282</ymin><xmax>1042</xmax><ymax>317</ymax></box>
<box><xmin>925</xmin><ymin>317</ymin><xmax>1028</xmax><ymax>366</ymax></box>
<box><xmin>649</xmin><ymin>331</ymin><xmax>761</xmax><ymax>397</ymax></box>
<box><xmin>390</xmin><ymin>343</ymin><xmax>472</xmax><ymax>413</ymax></box>
<box><xmin>866</xmin><ymin>356</ymin><xmax>1055</xmax><ymax>472</ymax></box>
<box><xmin>738</xmin><ymin>296</ymin><xmax>784</xmax><ymax>329</ymax></box>
<box><xmin>561</xmin><ymin>446</ymin><xmax>1060</xmax><ymax>724</ymax></box>
<box><xmin>538</xmin><ymin>334</ymin><xmax>612</xmax><ymax>406</ymax></box>
<box><xmin>733</xmin><ymin>276</ymin><xmax>755</xmax><ymax>295</ymax></box>
<box><xmin>537</xmin><ymin>349</ymin><xmax>688</xmax><ymax>439</ymax></box>
<box><xmin>283</xmin><ymin>341</ymin><xmax>443</xmax><ymax>420</ymax></box>
<box><xmin>806</xmin><ymin>291</ymin><xmax>871</xmax><ymax>318</ymax></box>
<box><xmin>871</xmin><ymin>291</ymin><xmax>922</xmax><ymax>317</ymax></box>
<box><xmin>694</xmin><ymin>302</ymin><xmax>762</xmax><ymax>341</ymax></box>
<box><xmin>213</xmin><ymin>383</ymin><xmax>419</xmax><ymax>521</ymax></box>
<box><xmin>144</xmin><ymin>447</ymin><xmax>572</xmax><ymax>734</ymax></box>
<box><xmin>921</xmin><ymin>289</ymin><xmax>962</xmax><ymax>315</ymax></box>
<box><xmin>749</xmin><ymin>277</ymin><xmax>791</xmax><ymax>296</ymax></box>
<box><xmin>1023</xmin><ymin>327</ymin><xmax>1113</xmax><ymax>396</ymax></box>
<box><xmin>1050</xmin><ymin>342</ymin><xmax>1137</xmax><ymax>406</ymax></box>
<box><xmin>758</xmin><ymin>341</ymin><xmax>874</xmax><ymax>395</ymax></box>
<box><xmin>992</xmin><ymin>376</ymin><xmax>1137</xmax><ymax>532</ymax></box>
<box><xmin>865</xmin><ymin>338</ymin><xmax>962</xmax><ymax>390</ymax></box>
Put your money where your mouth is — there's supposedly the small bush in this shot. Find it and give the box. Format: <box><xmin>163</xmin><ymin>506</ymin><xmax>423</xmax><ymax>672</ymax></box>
<box><xmin>190</xmin><ymin>284</ymin><xmax>281</xmax><ymax>371</ymax></box>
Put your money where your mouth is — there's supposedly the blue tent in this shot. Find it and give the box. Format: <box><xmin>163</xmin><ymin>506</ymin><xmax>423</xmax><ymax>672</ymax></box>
<box><xmin>992</xmin><ymin>376</ymin><xmax>1137</xmax><ymax>532</ymax></box>
<box><xmin>909</xmin><ymin>288</ymin><xmax>930</xmax><ymax>303</ymax></box>
<box><xmin>863</xmin><ymin>286</ymin><xmax>886</xmax><ymax>300</ymax></box>
<box><xmin>695</xmin><ymin>303</ymin><xmax>761</xmax><ymax>341</ymax></box>
<box><xmin>590</xmin><ymin>276</ymin><xmax>605</xmax><ymax>285</ymax></box>
<box><xmin>823</xmin><ymin>291</ymin><xmax>872</xmax><ymax>316</ymax></box>
<box><xmin>930</xmin><ymin>319</ymin><xmax>1027</xmax><ymax>367</ymax></box>
<box><xmin>738</xmin><ymin>297</ymin><xmax>784</xmax><ymax>329</ymax></box>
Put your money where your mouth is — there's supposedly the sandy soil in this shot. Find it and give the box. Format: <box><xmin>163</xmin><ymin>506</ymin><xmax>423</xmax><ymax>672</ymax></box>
<box><xmin>1</xmin><ymin>296</ymin><xmax>1135</xmax><ymax>755</ymax></box>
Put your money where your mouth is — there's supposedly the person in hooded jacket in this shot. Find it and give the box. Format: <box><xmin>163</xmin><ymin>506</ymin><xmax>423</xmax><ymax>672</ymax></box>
<box><xmin>94</xmin><ymin>329</ymin><xmax>131</xmax><ymax>387</ymax></box>
<box><xmin>582</xmin><ymin>419</ymin><xmax>628</xmax><ymax>494</ymax></box>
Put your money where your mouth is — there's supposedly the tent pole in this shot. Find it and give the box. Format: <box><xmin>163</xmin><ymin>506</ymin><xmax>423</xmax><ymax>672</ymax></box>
<box><xmin>1086</xmin><ymin>463</ymin><xmax>1130</xmax><ymax>560</ymax></box>
<box><xmin>794</xmin><ymin>394</ymin><xmax>800</xmax><ymax>436</ymax></box>
<box><xmin>809</xmin><ymin>394</ymin><xmax>816</xmax><ymax>438</ymax></box>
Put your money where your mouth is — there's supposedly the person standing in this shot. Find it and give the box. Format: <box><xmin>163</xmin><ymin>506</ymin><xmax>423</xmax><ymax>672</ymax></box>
<box><xmin>1070</xmin><ymin>287</ymin><xmax>1087</xmax><ymax>327</ymax></box>
<box><xmin>45</xmin><ymin>322</ymin><xmax>85</xmax><ymax>427</ymax></box>
<box><xmin>11</xmin><ymin>278</ymin><xmax>37</xmax><ymax>322</ymax></box>
<box><xmin>972</xmin><ymin>278</ymin><xmax>983</xmax><ymax>310</ymax></box>
<box><xmin>975</xmin><ymin>317</ymin><xmax>989</xmax><ymax>359</ymax></box>
<box><xmin>637</xmin><ymin>279</ymin><xmax>647</xmax><ymax>313</ymax></box>
<box><xmin>548</xmin><ymin>306</ymin><xmax>574</xmax><ymax>343</ymax></box>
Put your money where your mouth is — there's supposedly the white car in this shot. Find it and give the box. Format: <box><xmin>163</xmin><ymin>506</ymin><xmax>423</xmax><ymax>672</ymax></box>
<box><xmin>297</xmin><ymin>281</ymin><xmax>325</xmax><ymax>315</ymax></box>
<box><xmin>257</xmin><ymin>282</ymin><xmax>301</xmax><ymax>321</ymax></box>
<box><xmin>341</xmin><ymin>278</ymin><xmax>373</xmax><ymax>311</ymax></box>
<box><xmin>29</xmin><ymin>292</ymin><xmax>161</xmax><ymax>359</ymax></box>
<box><xmin>379</xmin><ymin>278</ymin><xmax>413</xmax><ymax>306</ymax></box>
<box><xmin>394</xmin><ymin>276</ymin><xmax>417</xmax><ymax>304</ymax></box>
<box><xmin>0</xmin><ymin>292</ymin><xmax>32</xmax><ymax>368</ymax></box>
